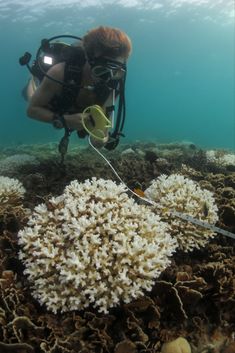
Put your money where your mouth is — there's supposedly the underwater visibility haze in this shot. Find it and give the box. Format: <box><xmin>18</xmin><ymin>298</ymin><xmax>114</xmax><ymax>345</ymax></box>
<box><xmin>1</xmin><ymin>1</ymin><xmax>235</xmax><ymax>352</ymax></box>
<box><xmin>0</xmin><ymin>0</ymin><xmax>234</xmax><ymax>150</ymax></box>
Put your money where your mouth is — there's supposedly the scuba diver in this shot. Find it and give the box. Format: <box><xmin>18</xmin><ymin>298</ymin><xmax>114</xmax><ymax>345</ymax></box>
<box><xmin>20</xmin><ymin>26</ymin><xmax>132</xmax><ymax>161</ymax></box>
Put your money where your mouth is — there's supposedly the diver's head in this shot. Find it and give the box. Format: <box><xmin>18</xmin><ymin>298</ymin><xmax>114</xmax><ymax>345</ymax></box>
<box><xmin>82</xmin><ymin>26</ymin><xmax>132</xmax><ymax>83</ymax></box>
<box><xmin>83</xmin><ymin>26</ymin><xmax>132</xmax><ymax>61</ymax></box>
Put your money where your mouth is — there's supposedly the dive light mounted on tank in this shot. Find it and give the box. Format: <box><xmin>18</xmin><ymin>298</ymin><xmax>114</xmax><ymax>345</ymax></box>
<box><xmin>19</xmin><ymin>35</ymin><xmax>83</xmax><ymax>86</ymax></box>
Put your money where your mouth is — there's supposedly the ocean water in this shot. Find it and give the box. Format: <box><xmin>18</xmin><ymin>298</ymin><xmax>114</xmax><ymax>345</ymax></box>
<box><xmin>1</xmin><ymin>2</ymin><xmax>235</xmax><ymax>347</ymax></box>
<box><xmin>0</xmin><ymin>0</ymin><xmax>234</xmax><ymax>150</ymax></box>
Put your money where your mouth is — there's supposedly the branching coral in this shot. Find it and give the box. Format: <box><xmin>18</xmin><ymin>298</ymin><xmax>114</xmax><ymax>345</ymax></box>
<box><xmin>144</xmin><ymin>174</ymin><xmax>219</xmax><ymax>252</ymax></box>
<box><xmin>0</xmin><ymin>176</ymin><xmax>25</xmax><ymax>207</ymax></box>
<box><xmin>206</xmin><ymin>150</ymin><xmax>235</xmax><ymax>167</ymax></box>
<box><xmin>0</xmin><ymin>176</ymin><xmax>29</xmax><ymax>233</ymax></box>
<box><xmin>18</xmin><ymin>178</ymin><xmax>177</xmax><ymax>314</ymax></box>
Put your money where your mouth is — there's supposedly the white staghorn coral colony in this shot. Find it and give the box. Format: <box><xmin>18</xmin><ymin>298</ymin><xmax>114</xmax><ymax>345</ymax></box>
<box><xmin>18</xmin><ymin>178</ymin><xmax>177</xmax><ymax>314</ymax></box>
<box><xmin>0</xmin><ymin>176</ymin><xmax>26</xmax><ymax>205</ymax></box>
<box><xmin>145</xmin><ymin>174</ymin><xmax>219</xmax><ymax>252</ymax></box>
<box><xmin>206</xmin><ymin>150</ymin><xmax>235</xmax><ymax>166</ymax></box>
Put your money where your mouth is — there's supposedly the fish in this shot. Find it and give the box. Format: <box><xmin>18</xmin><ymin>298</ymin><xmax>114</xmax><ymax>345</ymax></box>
<box><xmin>133</xmin><ymin>188</ymin><xmax>145</xmax><ymax>198</ymax></box>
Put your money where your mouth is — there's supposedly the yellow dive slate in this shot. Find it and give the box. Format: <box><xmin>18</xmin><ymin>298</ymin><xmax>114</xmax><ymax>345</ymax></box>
<box><xmin>82</xmin><ymin>105</ymin><xmax>112</xmax><ymax>141</ymax></box>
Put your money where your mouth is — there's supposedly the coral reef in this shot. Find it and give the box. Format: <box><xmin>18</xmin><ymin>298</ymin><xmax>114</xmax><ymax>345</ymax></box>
<box><xmin>0</xmin><ymin>176</ymin><xmax>29</xmax><ymax>235</ymax></box>
<box><xmin>206</xmin><ymin>150</ymin><xmax>235</xmax><ymax>167</ymax></box>
<box><xmin>18</xmin><ymin>178</ymin><xmax>177</xmax><ymax>314</ymax></box>
<box><xmin>0</xmin><ymin>176</ymin><xmax>25</xmax><ymax>206</ymax></box>
<box><xmin>0</xmin><ymin>142</ymin><xmax>234</xmax><ymax>353</ymax></box>
<box><xmin>144</xmin><ymin>174</ymin><xmax>219</xmax><ymax>252</ymax></box>
<box><xmin>0</xmin><ymin>154</ymin><xmax>39</xmax><ymax>177</ymax></box>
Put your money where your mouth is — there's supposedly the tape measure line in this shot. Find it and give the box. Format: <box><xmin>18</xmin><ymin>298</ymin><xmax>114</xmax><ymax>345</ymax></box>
<box><xmin>89</xmin><ymin>137</ymin><xmax>235</xmax><ymax>241</ymax></box>
<box><xmin>171</xmin><ymin>211</ymin><xmax>235</xmax><ymax>240</ymax></box>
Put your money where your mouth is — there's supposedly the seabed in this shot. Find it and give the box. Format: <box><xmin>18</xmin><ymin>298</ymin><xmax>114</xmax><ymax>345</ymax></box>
<box><xmin>0</xmin><ymin>140</ymin><xmax>234</xmax><ymax>353</ymax></box>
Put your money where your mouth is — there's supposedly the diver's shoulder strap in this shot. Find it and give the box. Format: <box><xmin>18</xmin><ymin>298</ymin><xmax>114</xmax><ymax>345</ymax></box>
<box><xmin>61</xmin><ymin>46</ymin><xmax>86</xmax><ymax>110</ymax></box>
<box><xmin>55</xmin><ymin>47</ymin><xmax>86</xmax><ymax>162</ymax></box>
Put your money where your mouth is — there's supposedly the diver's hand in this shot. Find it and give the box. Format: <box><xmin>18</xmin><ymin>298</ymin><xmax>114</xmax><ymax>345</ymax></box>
<box><xmin>64</xmin><ymin>113</ymin><xmax>90</xmax><ymax>131</ymax></box>
<box><xmin>89</xmin><ymin>135</ymin><xmax>109</xmax><ymax>149</ymax></box>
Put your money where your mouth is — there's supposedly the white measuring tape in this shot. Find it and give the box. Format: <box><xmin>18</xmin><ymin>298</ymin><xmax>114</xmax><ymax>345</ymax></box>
<box><xmin>89</xmin><ymin>137</ymin><xmax>235</xmax><ymax>241</ymax></box>
<box><xmin>171</xmin><ymin>210</ymin><xmax>235</xmax><ymax>240</ymax></box>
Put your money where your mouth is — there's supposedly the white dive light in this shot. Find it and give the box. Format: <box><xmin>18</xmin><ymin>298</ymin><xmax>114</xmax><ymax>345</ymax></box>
<box><xmin>43</xmin><ymin>56</ymin><xmax>53</xmax><ymax>65</ymax></box>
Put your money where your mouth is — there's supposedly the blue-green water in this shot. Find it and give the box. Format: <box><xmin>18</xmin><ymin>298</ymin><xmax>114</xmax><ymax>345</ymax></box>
<box><xmin>0</xmin><ymin>0</ymin><xmax>234</xmax><ymax>149</ymax></box>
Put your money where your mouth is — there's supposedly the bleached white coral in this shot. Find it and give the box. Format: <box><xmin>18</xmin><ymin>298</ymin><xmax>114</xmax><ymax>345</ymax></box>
<box><xmin>0</xmin><ymin>176</ymin><xmax>26</xmax><ymax>206</ymax></box>
<box><xmin>206</xmin><ymin>150</ymin><xmax>235</xmax><ymax>166</ymax></box>
<box><xmin>222</xmin><ymin>154</ymin><xmax>235</xmax><ymax>166</ymax></box>
<box><xmin>18</xmin><ymin>178</ymin><xmax>177</xmax><ymax>314</ymax></box>
<box><xmin>145</xmin><ymin>174</ymin><xmax>219</xmax><ymax>252</ymax></box>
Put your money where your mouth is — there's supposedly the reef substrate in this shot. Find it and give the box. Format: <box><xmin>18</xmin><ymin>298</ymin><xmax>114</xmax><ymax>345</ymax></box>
<box><xmin>0</xmin><ymin>141</ymin><xmax>234</xmax><ymax>353</ymax></box>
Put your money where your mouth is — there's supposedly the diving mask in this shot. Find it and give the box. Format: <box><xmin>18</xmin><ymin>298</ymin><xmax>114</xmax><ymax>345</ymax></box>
<box><xmin>90</xmin><ymin>58</ymin><xmax>126</xmax><ymax>82</ymax></box>
<box><xmin>81</xmin><ymin>105</ymin><xmax>112</xmax><ymax>141</ymax></box>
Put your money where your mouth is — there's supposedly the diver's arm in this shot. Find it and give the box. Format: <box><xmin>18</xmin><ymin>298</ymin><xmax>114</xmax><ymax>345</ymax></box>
<box><xmin>26</xmin><ymin>63</ymin><xmax>84</xmax><ymax>130</ymax></box>
<box><xmin>27</xmin><ymin>64</ymin><xmax>63</xmax><ymax>123</ymax></box>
